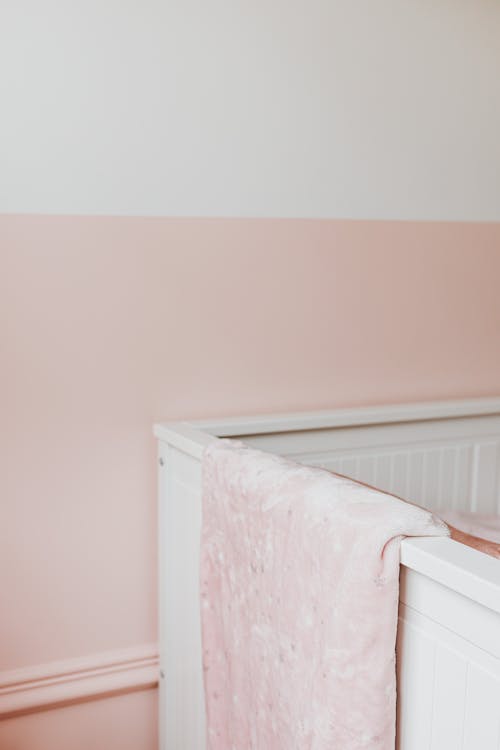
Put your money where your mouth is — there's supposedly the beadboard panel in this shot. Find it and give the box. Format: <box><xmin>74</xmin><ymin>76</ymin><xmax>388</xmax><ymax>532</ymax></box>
<box><xmin>397</xmin><ymin>602</ymin><xmax>500</xmax><ymax>750</ymax></box>
<box><xmin>291</xmin><ymin>440</ymin><xmax>500</xmax><ymax>514</ymax></box>
<box><xmin>239</xmin><ymin>416</ymin><xmax>500</xmax><ymax>514</ymax></box>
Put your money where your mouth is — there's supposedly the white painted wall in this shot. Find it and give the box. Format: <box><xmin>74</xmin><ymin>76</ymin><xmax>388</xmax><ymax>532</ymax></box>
<box><xmin>1</xmin><ymin>0</ymin><xmax>499</xmax><ymax>219</ymax></box>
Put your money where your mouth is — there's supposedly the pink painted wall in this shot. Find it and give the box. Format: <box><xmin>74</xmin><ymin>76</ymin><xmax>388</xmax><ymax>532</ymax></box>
<box><xmin>2</xmin><ymin>215</ymin><xmax>500</xmax><ymax>746</ymax></box>
<box><xmin>0</xmin><ymin>689</ymin><xmax>157</xmax><ymax>750</ymax></box>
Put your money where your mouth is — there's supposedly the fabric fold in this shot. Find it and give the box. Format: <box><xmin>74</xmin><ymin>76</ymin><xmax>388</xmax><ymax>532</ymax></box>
<box><xmin>200</xmin><ymin>440</ymin><xmax>449</xmax><ymax>750</ymax></box>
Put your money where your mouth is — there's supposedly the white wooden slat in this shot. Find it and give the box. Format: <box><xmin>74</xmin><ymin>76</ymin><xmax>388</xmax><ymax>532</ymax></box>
<box><xmin>358</xmin><ymin>454</ymin><xmax>376</xmax><ymax>486</ymax></box>
<box><xmin>423</xmin><ymin>449</ymin><xmax>440</xmax><ymax>510</ymax></box>
<box><xmin>462</xmin><ymin>665</ymin><xmax>500</xmax><ymax>750</ymax></box>
<box><xmin>322</xmin><ymin>458</ymin><xmax>342</xmax><ymax>473</ymax></box>
<box><xmin>438</xmin><ymin>446</ymin><xmax>455</xmax><ymax>510</ymax></box>
<box><xmin>236</xmin><ymin>417</ymin><xmax>500</xmax><ymax>458</ymax></box>
<box><xmin>408</xmin><ymin>450</ymin><xmax>425</xmax><ymax>505</ymax></box>
<box><xmin>400</xmin><ymin>556</ymin><xmax>500</xmax><ymax>629</ymax></box>
<box><xmin>398</xmin><ymin>596</ymin><xmax>500</xmax><ymax>750</ymax></box>
<box><xmin>184</xmin><ymin>398</ymin><xmax>500</xmax><ymax>438</ymax></box>
<box><xmin>340</xmin><ymin>456</ymin><xmax>358</xmax><ymax>479</ymax></box>
<box><xmin>286</xmin><ymin>439</ymin><xmax>500</xmax><ymax>516</ymax></box>
<box><xmin>430</xmin><ymin>646</ymin><xmax>467</xmax><ymax>750</ymax></box>
<box><xmin>392</xmin><ymin>452</ymin><xmax>409</xmax><ymax>500</ymax></box>
<box><xmin>158</xmin><ymin>441</ymin><xmax>168</xmax><ymax>750</ymax></box>
<box><xmin>396</xmin><ymin>620</ymin><xmax>435</xmax><ymax>750</ymax></box>
<box><xmin>453</xmin><ymin>444</ymin><xmax>472</xmax><ymax>511</ymax></box>
<box><xmin>470</xmin><ymin>441</ymin><xmax>500</xmax><ymax>514</ymax></box>
<box><xmin>399</xmin><ymin>601</ymin><xmax>500</xmax><ymax>684</ymax></box>
<box><xmin>398</xmin><ymin>599</ymin><xmax>500</xmax><ymax>750</ymax></box>
<box><xmin>162</xmin><ymin>449</ymin><xmax>206</xmax><ymax>750</ymax></box>
<box><xmin>374</xmin><ymin>453</ymin><xmax>392</xmax><ymax>494</ymax></box>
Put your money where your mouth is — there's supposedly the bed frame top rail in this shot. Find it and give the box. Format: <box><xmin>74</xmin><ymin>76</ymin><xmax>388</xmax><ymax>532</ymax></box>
<box><xmin>154</xmin><ymin>397</ymin><xmax>500</xmax><ymax>614</ymax></box>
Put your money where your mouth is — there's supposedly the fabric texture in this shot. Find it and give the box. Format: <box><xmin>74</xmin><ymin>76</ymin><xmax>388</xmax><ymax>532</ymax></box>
<box><xmin>440</xmin><ymin>510</ymin><xmax>500</xmax><ymax>543</ymax></box>
<box><xmin>200</xmin><ymin>439</ymin><xmax>449</xmax><ymax>750</ymax></box>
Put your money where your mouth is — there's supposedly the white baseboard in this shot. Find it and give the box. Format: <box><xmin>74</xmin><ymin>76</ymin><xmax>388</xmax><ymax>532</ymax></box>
<box><xmin>0</xmin><ymin>643</ymin><xmax>158</xmax><ymax>719</ymax></box>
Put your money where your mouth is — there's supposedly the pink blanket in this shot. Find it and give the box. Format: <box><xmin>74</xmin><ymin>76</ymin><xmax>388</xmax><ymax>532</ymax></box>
<box><xmin>200</xmin><ymin>440</ymin><xmax>449</xmax><ymax>750</ymax></box>
<box><xmin>439</xmin><ymin>510</ymin><xmax>500</xmax><ymax>544</ymax></box>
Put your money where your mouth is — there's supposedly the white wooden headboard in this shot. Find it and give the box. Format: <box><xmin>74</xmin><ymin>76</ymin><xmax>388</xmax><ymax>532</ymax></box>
<box><xmin>154</xmin><ymin>398</ymin><xmax>500</xmax><ymax>750</ymax></box>
<box><xmin>176</xmin><ymin>398</ymin><xmax>500</xmax><ymax>516</ymax></box>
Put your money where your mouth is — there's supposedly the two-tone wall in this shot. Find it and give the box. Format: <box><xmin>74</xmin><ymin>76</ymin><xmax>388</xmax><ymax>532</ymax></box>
<box><xmin>1</xmin><ymin>1</ymin><xmax>500</xmax><ymax>748</ymax></box>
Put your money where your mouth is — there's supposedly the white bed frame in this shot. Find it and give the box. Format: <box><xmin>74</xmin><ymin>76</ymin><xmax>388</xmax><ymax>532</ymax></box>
<box><xmin>154</xmin><ymin>398</ymin><xmax>500</xmax><ymax>750</ymax></box>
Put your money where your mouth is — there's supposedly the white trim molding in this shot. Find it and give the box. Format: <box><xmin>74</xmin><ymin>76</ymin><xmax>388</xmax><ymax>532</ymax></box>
<box><xmin>154</xmin><ymin>397</ymin><xmax>500</xmax><ymax>459</ymax></box>
<box><xmin>0</xmin><ymin>644</ymin><xmax>158</xmax><ymax>719</ymax></box>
